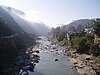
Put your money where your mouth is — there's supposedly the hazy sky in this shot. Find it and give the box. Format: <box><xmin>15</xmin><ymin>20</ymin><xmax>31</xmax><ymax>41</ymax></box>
<box><xmin>0</xmin><ymin>0</ymin><xmax>100</xmax><ymax>27</ymax></box>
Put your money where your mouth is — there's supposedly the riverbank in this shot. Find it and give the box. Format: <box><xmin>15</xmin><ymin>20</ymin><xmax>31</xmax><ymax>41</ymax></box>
<box><xmin>67</xmin><ymin>49</ymin><xmax>100</xmax><ymax>75</ymax></box>
<box><xmin>3</xmin><ymin>45</ymin><xmax>40</xmax><ymax>75</ymax></box>
<box><xmin>18</xmin><ymin>47</ymin><xmax>40</xmax><ymax>75</ymax></box>
<box><xmin>47</xmin><ymin>36</ymin><xmax>100</xmax><ymax>75</ymax></box>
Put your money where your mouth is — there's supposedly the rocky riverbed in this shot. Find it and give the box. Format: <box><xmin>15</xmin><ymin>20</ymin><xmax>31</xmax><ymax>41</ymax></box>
<box><xmin>17</xmin><ymin>36</ymin><xmax>100</xmax><ymax>75</ymax></box>
<box><xmin>17</xmin><ymin>47</ymin><xmax>40</xmax><ymax>75</ymax></box>
<box><xmin>48</xmin><ymin>36</ymin><xmax>100</xmax><ymax>75</ymax></box>
<box><xmin>27</xmin><ymin>36</ymin><xmax>80</xmax><ymax>75</ymax></box>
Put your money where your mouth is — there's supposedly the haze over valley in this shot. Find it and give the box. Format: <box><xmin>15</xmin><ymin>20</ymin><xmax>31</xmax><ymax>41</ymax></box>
<box><xmin>0</xmin><ymin>0</ymin><xmax>100</xmax><ymax>75</ymax></box>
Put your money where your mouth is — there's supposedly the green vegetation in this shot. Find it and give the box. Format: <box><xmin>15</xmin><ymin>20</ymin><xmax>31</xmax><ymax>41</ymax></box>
<box><xmin>74</xmin><ymin>34</ymin><xmax>94</xmax><ymax>53</ymax></box>
<box><xmin>51</xmin><ymin>27</ymin><xmax>66</xmax><ymax>41</ymax></box>
<box><xmin>93</xmin><ymin>19</ymin><xmax>100</xmax><ymax>37</ymax></box>
<box><xmin>49</xmin><ymin>19</ymin><xmax>100</xmax><ymax>57</ymax></box>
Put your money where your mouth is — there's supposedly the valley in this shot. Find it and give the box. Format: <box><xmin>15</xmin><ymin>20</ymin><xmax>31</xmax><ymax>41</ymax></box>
<box><xmin>20</xmin><ymin>36</ymin><xmax>80</xmax><ymax>75</ymax></box>
<box><xmin>0</xmin><ymin>2</ymin><xmax>100</xmax><ymax>75</ymax></box>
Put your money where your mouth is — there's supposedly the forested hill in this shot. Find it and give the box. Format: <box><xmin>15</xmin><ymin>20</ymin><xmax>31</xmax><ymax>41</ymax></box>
<box><xmin>49</xmin><ymin>18</ymin><xmax>100</xmax><ymax>56</ymax></box>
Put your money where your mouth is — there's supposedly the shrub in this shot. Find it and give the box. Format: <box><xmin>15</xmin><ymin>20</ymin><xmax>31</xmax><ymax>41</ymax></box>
<box><xmin>93</xmin><ymin>21</ymin><xmax>100</xmax><ymax>37</ymax></box>
<box><xmin>76</xmin><ymin>34</ymin><xmax>94</xmax><ymax>53</ymax></box>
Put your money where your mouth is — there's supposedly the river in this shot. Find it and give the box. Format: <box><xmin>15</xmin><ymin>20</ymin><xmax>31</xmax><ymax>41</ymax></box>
<box><xmin>28</xmin><ymin>36</ymin><xmax>80</xmax><ymax>75</ymax></box>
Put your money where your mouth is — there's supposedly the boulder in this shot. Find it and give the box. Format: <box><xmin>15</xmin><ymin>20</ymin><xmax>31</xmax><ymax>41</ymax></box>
<box><xmin>55</xmin><ymin>59</ymin><xmax>58</xmax><ymax>61</ymax></box>
<box><xmin>85</xmin><ymin>58</ymin><xmax>91</xmax><ymax>60</ymax></box>
<box><xmin>74</xmin><ymin>62</ymin><xmax>78</xmax><ymax>64</ymax></box>
<box><xmin>35</xmin><ymin>50</ymin><xmax>40</xmax><ymax>53</ymax></box>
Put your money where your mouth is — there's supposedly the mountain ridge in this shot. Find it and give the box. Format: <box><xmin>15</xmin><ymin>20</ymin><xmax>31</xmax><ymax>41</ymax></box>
<box><xmin>60</xmin><ymin>19</ymin><xmax>97</xmax><ymax>33</ymax></box>
<box><xmin>0</xmin><ymin>5</ymin><xmax>50</xmax><ymax>36</ymax></box>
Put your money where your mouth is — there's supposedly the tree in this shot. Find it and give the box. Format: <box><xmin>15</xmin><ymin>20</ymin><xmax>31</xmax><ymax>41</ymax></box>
<box><xmin>53</xmin><ymin>26</ymin><xmax>60</xmax><ymax>38</ymax></box>
<box><xmin>77</xmin><ymin>34</ymin><xmax>94</xmax><ymax>53</ymax></box>
<box><xmin>93</xmin><ymin>21</ymin><xmax>100</xmax><ymax>37</ymax></box>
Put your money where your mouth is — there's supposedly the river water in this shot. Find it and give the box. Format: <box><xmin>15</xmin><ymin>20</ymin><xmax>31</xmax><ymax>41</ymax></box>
<box><xmin>29</xmin><ymin>36</ymin><xmax>80</xmax><ymax>75</ymax></box>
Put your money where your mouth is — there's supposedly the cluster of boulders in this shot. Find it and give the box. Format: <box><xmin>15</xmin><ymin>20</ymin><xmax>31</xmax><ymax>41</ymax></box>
<box><xmin>67</xmin><ymin>50</ymin><xmax>100</xmax><ymax>75</ymax></box>
<box><xmin>18</xmin><ymin>48</ymin><xmax>40</xmax><ymax>75</ymax></box>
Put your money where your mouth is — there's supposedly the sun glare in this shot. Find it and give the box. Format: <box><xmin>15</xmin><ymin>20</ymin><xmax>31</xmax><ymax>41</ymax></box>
<box><xmin>24</xmin><ymin>10</ymin><xmax>41</xmax><ymax>22</ymax></box>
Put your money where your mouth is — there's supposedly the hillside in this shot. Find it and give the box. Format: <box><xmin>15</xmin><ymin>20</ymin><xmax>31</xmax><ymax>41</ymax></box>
<box><xmin>0</xmin><ymin>6</ymin><xmax>36</xmax><ymax>74</ymax></box>
<box><xmin>60</xmin><ymin>19</ymin><xmax>94</xmax><ymax>33</ymax></box>
<box><xmin>0</xmin><ymin>18</ymin><xmax>14</xmax><ymax>36</ymax></box>
<box><xmin>0</xmin><ymin>6</ymin><xmax>50</xmax><ymax>36</ymax></box>
<box><xmin>48</xmin><ymin>18</ymin><xmax>100</xmax><ymax>75</ymax></box>
<box><xmin>0</xmin><ymin>6</ymin><xmax>24</xmax><ymax>33</ymax></box>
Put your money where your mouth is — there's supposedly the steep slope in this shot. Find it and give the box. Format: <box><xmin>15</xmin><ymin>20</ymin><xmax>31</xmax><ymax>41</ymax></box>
<box><xmin>0</xmin><ymin>6</ymin><xmax>36</xmax><ymax>74</ymax></box>
<box><xmin>1</xmin><ymin>6</ymin><xmax>50</xmax><ymax>36</ymax></box>
<box><xmin>0</xmin><ymin>18</ymin><xmax>14</xmax><ymax>36</ymax></box>
<box><xmin>7</xmin><ymin>7</ymin><xmax>25</xmax><ymax>17</ymax></box>
<box><xmin>0</xmin><ymin>6</ymin><xmax>24</xmax><ymax>33</ymax></box>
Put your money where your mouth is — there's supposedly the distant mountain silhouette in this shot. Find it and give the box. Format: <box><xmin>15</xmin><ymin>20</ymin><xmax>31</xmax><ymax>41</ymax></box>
<box><xmin>60</xmin><ymin>19</ymin><xmax>95</xmax><ymax>33</ymax></box>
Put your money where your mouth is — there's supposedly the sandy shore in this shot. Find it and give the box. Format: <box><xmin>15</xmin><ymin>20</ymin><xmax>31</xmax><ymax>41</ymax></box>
<box><xmin>67</xmin><ymin>50</ymin><xmax>100</xmax><ymax>75</ymax></box>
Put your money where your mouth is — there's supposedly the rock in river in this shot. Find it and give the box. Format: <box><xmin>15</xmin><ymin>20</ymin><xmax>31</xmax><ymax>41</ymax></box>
<box><xmin>55</xmin><ymin>59</ymin><xmax>59</xmax><ymax>61</ymax></box>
